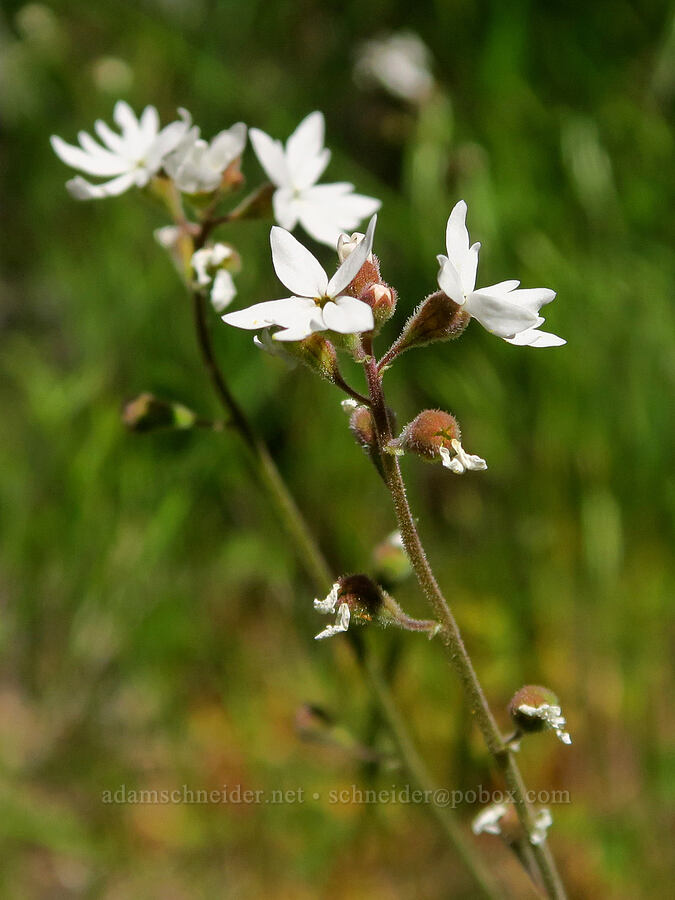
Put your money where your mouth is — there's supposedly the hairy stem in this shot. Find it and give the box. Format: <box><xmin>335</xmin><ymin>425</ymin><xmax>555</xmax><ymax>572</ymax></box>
<box><xmin>191</xmin><ymin>290</ymin><xmax>501</xmax><ymax>898</ymax></box>
<box><xmin>362</xmin><ymin>344</ymin><xmax>566</xmax><ymax>900</ymax></box>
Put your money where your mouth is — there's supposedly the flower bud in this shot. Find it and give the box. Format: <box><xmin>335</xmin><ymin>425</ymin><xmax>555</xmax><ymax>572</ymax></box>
<box><xmin>372</xmin><ymin>530</ymin><xmax>412</xmax><ymax>586</ymax></box>
<box><xmin>359</xmin><ymin>282</ymin><xmax>397</xmax><ymax>330</ymax></box>
<box><xmin>314</xmin><ymin>575</ymin><xmax>383</xmax><ymax>640</ymax></box>
<box><xmin>284</xmin><ymin>334</ymin><xmax>341</xmax><ymax>383</ymax></box>
<box><xmin>122</xmin><ymin>393</ymin><xmax>197</xmax><ymax>432</ymax></box>
<box><xmin>387</xmin><ymin>290</ymin><xmax>471</xmax><ymax>361</ymax></box>
<box><xmin>509</xmin><ymin>685</ymin><xmax>572</xmax><ymax>745</ymax></box>
<box><xmin>394</xmin><ymin>409</ymin><xmax>460</xmax><ymax>460</ymax></box>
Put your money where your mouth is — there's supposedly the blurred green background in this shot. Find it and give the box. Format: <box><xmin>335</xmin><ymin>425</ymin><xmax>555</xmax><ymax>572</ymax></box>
<box><xmin>1</xmin><ymin>0</ymin><xmax>674</xmax><ymax>896</ymax></box>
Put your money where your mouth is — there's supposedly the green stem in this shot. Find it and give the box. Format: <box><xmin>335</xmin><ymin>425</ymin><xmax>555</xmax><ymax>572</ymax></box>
<box><xmin>362</xmin><ymin>344</ymin><xmax>566</xmax><ymax>900</ymax></box>
<box><xmin>191</xmin><ymin>290</ymin><xmax>501</xmax><ymax>899</ymax></box>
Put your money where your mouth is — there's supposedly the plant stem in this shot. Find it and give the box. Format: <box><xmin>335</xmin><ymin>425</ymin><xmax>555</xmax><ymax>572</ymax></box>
<box><xmin>190</xmin><ymin>289</ymin><xmax>501</xmax><ymax>898</ymax></box>
<box><xmin>362</xmin><ymin>344</ymin><xmax>566</xmax><ymax>900</ymax></box>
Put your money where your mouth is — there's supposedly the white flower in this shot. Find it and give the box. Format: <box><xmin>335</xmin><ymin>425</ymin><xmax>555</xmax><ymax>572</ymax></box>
<box><xmin>222</xmin><ymin>215</ymin><xmax>377</xmax><ymax>342</ymax></box>
<box><xmin>472</xmin><ymin>803</ymin><xmax>508</xmax><ymax>836</ymax></box>
<box><xmin>164</xmin><ymin>119</ymin><xmax>247</xmax><ymax>193</ymax></box>
<box><xmin>439</xmin><ymin>439</ymin><xmax>487</xmax><ymax>475</ymax></box>
<box><xmin>355</xmin><ymin>31</ymin><xmax>434</xmax><ymax>105</ymax></box>
<box><xmin>249</xmin><ymin>111</ymin><xmax>381</xmax><ymax>247</ymax></box>
<box><xmin>437</xmin><ymin>201</ymin><xmax>565</xmax><ymax>347</ymax></box>
<box><xmin>530</xmin><ymin>809</ymin><xmax>553</xmax><ymax>846</ymax></box>
<box><xmin>313</xmin><ymin>583</ymin><xmax>351</xmax><ymax>640</ymax></box>
<box><xmin>51</xmin><ymin>101</ymin><xmax>189</xmax><ymax>199</ymax></box>
<box><xmin>154</xmin><ymin>225</ymin><xmax>181</xmax><ymax>249</ymax></box>
<box><xmin>191</xmin><ymin>244</ymin><xmax>237</xmax><ymax>313</ymax></box>
<box><xmin>516</xmin><ymin>702</ymin><xmax>572</xmax><ymax>745</ymax></box>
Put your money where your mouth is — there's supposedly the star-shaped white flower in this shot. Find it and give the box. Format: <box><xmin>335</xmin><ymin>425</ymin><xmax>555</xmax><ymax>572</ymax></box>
<box><xmin>437</xmin><ymin>201</ymin><xmax>565</xmax><ymax>347</ymax></box>
<box><xmin>249</xmin><ymin>111</ymin><xmax>381</xmax><ymax>247</ymax></box>
<box><xmin>50</xmin><ymin>102</ymin><xmax>190</xmax><ymax>200</ymax></box>
<box><xmin>313</xmin><ymin>583</ymin><xmax>351</xmax><ymax>640</ymax></box>
<box><xmin>165</xmin><ymin>119</ymin><xmax>247</xmax><ymax>193</ymax></box>
<box><xmin>222</xmin><ymin>215</ymin><xmax>377</xmax><ymax>342</ymax></box>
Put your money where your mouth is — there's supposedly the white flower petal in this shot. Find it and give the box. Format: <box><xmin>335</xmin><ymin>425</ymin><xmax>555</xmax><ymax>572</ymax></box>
<box><xmin>500</xmin><ymin>287</ymin><xmax>556</xmax><ymax>314</ymax></box>
<box><xmin>437</xmin><ymin>256</ymin><xmax>466</xmax><ymax>303</ymax></box>
<box><xmin>250</xmin><ymin>127</ymin><xmax>289</xmax><ymax>186</ymax></box>
<box><xmin>286</xmin><ymin>111</ymin><xmax>331</xmax><ymax>188</ymax></box>
<box><xmin>113</xmin><ymin>100</ymin><xmax>140</xmax><ymax>137</ymax></box>
<box><xmin>327</xmin><ymin>215</ymin><xmax>377</xmax><ymax>296</ymax></box>
<box><xmin>445</xmin><ymin>200</ymin><xmax>470</xmax><ymax>261</ymax></box>
<box><xmin>504</xmin><ymin>324</ymin><xmax>566</xmax><ymax>347</ymax></box>
<box><xmin>139</xmin><ymin>105</ymin><xmax>160</xmax><ymax>143</ymax></box>
<box><xmin>211</xmin><ymin>270</ymin><xmax>236</xmax><ymax>312</ymax></box>
<box><xmin>322</xmin><ymin>296</ymin><xmax>374</xmax><ymax>334</ymax></box>
<box><xmin>65</xmin><ymin>172</ymin><xmax>137</xmax><ymax>199</ymax></box>
<box><xmin>464</xmin><ymin>290</ymin><xmax>539</xmax><ymax>337</ymax></box>
<box><xmin>297</xmin><ymin>184</ymin><xmax>381</xmax><ymax>247</ymax></box>
<box><xmin>314</xmin><ymin>582</ymin><xmax>340</xmax><ymax>614</ymax></box>
<box><xmin>314</xmin><ymin>602</ymin><xmax>351</xmax><ymax>640</ymax></box>
<box><xmin>272</xmin><ymin>188</ymin><xmax>300</xmax><ymax>231</ymax></box>
<box><xmin>223</xmin><ymin>296</ymin><xmax>317</xmax><ymax>331</ymax></box>
<box><xmin>270</xmin><ymin>227</ymin><xmax>328</xmax><ymax>297</ymax></box>
<box><xmin>50</xmin><ymin>135</ymin><xmax>130</xmax><ymax>177</ymax></box>
<box><xmin>208</xmin><ymin>122</ymin><xmax>247</xmax><ymax>168</ymax></box>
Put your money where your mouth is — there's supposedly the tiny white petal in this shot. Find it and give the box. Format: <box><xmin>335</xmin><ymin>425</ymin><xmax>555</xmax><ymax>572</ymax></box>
<box><xmin>314</xmin><ymin>582</ymin><xmax>340</xmax><ymax>614</ymax></box>
<box><xmin>341</xmin><ymin>398</ymin><xmax>358</xmax><ymax>413</ymax></box>
<box><xmin>314</xmin><ymin>602</ymin><xmax>351</xmax><ymax>640</ymax></box>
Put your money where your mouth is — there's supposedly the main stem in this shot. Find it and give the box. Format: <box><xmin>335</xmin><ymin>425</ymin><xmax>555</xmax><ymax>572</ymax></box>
<box><xmin>190</xmin><ymin>290</ymin><xmax>501</xmax><ymax>898</ymax></box>
<box><xmin>363</xmin><ymin>347</ymin><xmax>566</xmax><ymax>900</ymax></box>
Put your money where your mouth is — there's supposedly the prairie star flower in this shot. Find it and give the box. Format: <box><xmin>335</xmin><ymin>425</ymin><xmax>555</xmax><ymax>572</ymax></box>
<box><xmin>50</xmin><ymin>101</ymin><xmax>189</xmax><ymax>199</ymax></box>
<box><xmin>165</xmin><ymin>118</ymin><xmax>247</xmax><ymax>193</ymax></box>
<box><xmin>355</xmin><ymin>31</ymin><xmax>434</xmax><ymax>105</ymax></box>
<box><xmin>530</xmin><ymin>809</ymin><xmax>553</xmax><ymax>846</ymax></box>
<box><xmin>249</xmin><ymin>111</ymin><xmax>381</xmax><ymax>247</ymax></box>
<box><xmin>222</xmin><ymin>216</ymin><xmax>377</xmax><ymax>341</ymax></box>
<box><xmin>313</xmin><ymin>583</ymin><xmax>351</xmax><ymax>640</ymax></box>
<box><xmin>437</xmin><ymin>201</ymin><xmax>565</xmax><ymax>347</ymax></box>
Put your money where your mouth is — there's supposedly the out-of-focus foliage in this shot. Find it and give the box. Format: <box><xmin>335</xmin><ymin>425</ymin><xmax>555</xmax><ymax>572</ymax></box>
<box><xmin>1</xmin><ymin>1</ymin><xmax>673</xmax><ymax>896</ymax></box>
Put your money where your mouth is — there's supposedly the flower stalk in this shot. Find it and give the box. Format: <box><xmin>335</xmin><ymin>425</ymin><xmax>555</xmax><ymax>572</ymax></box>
<box><xmin>189</xmin><ymin>260</ymin><xmax>501</xmax><ymax>899</ymax></box>
<box><xmin>361</xmin><ymin>334</ymin><xmax>566</xmax><ymax>899</ymax></box>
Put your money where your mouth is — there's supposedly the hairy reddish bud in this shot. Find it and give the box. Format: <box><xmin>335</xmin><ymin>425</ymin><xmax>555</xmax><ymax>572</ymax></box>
<box><xmin>395</xmin><ymin>409</ymin><xmax>461</xmax><ymax>460</ymax></box>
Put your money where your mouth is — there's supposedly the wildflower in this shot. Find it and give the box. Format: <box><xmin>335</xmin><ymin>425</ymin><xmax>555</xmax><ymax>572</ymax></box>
<box><xmin>314</xmin><ymin>583</ymin><xmax>351</xmax><ymax>640</ymax></box>
<box><xmin>164</xmin><ymin>119</ymin><xmax>247</xmax><ymax>194</ymax></box>
<box><xmin>191</xmin><ymin>244</ymin><xmax>238</xmax><ymax>312</ymax></box>
<box><xmin>222</xmin><ymin>216</ymin><xmax>377</xmax><ymax>341</ymax></box>
<box><xmin>437</xmin><ymin>201</ymin><xmax>565</xmax><ymax>347</ymax></box>
<box><xmin>51</xmin><ymin>101</ymin><xmax>189</xmax><ymax>199</ymax></box>
<box><xmin>355</xmin><ymin>31</ymin><xmax>434</xmax><ymax>105</ymax></box>
<box><xmin>249</xmin><ymin>111</ymin><xmax>380</xmax><ymax>246</ymax></box>
<box><xmin>394</xmin><ymin>409</ymin><xmax>487</xmax><ymax>475</ymax></box>
<box><xmin>509</xmin><ymin>685</ymin><xmax>572</xmax><ymax>745</ymax></box>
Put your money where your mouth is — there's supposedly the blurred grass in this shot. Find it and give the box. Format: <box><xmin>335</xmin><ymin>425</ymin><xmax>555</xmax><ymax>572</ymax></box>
<box><xmin>1</xmin><ymin>0</ymin><xmax>674</xmax><ymax>896</ymax></box>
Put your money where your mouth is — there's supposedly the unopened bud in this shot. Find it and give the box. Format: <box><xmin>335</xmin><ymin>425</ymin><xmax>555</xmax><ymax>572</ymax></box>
<box><xmin>372</xmin><ymin>530</ymin><xmax>412</xmax><ymax>586</ymax></box>
<box><xmin>388</xmin><ymin>290</ymin><xmax>471</xmax><ymax>361</ymax></box>
<box><xmin>509</xmin><ymin>685</ymin><xmax>572</xmax><ymax>745</ymax></box>
<box><xmin>284</xmin><ymin>334</ymin><xmax>341</xmax><ymax>383</ymax></box>
<box><xmin>359</xmin><ymin>281</ymin><xmax>397</xmax><ymax>330</ymax></box>
<box><xmin>122</xmin><ymin>393</ymin><xmax>197</xmax><ymax>432</ymax></box>
<box><xmin>394</xmin><ymin>409</ymin><xmax>461</xmax><ymax>460</ymax></box>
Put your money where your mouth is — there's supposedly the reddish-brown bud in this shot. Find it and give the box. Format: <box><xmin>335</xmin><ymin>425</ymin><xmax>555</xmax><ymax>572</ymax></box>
<box><xmin>338</xmin><ymin>574</ymin><xmax>383</xmax><ymax>621</ymax></box>
<box><xmin>394</xmin><ymin>409</ymin><xmax>461</xmax><ymax>460</ymax></box>
<box><xmin>509</xmin><ymin>685</ymin><xmax>571</xmax><ymax>744</ymax></box>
